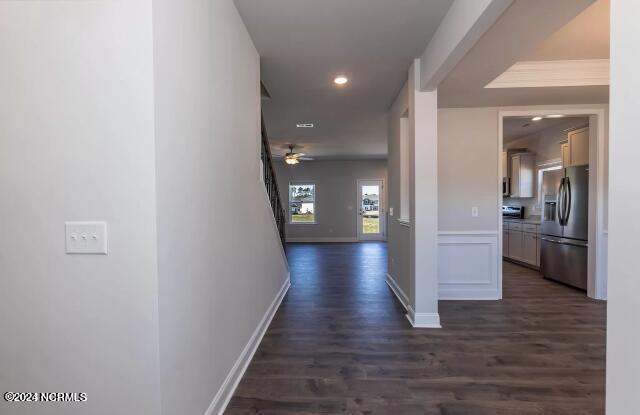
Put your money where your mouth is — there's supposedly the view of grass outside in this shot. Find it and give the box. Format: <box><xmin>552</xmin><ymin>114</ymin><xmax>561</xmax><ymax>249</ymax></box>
<box><xmin>363</xmin><ymin>216</ymin><xmax>379</xmax><ymax>233</ymax></box>
<box><xmin>291</xmin><ymin>212</ymin><xmax>315</xmax><ymax>223</ymax></box>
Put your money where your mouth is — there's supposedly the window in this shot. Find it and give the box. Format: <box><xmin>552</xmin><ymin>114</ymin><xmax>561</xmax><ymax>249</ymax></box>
<box><xmin>289</xmin><ymin>183</ymin><xmax>316</xmax><ymax>224</ymax></box>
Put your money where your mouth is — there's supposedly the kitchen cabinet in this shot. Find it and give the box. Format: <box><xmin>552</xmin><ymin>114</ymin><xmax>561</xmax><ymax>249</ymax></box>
<box><xmin>507</xmin><ymin>229</ymin><xmax>523</xmax><ymax>261</ymax></box>
<box><xmin>562</xmin><ymin>127</ymin><xmax>589</xmax><ymax>168</ymax></box>
<box><xmin>561</xmin><ymin>141</ymin><xmax>570</xmax><ymax>168</ymax></box>
<box><xmin>510</xmin><ymin>153</ymin><xmax>535</xmax><ymax>198</ymax></box>
<box><xmin>522</xmin><ymin>232</ymin><xmax>538</xmax><ymax>265</ymax></box>
<box><xmin>503</xmin><ymin>221</ymin><xmax>540</xmax><ymax>268</ymax></box>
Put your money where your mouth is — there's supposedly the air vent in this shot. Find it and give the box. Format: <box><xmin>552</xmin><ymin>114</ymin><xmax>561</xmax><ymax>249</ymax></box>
<box><xmin>296</xmin><ymin>123</ymin><xmax>314</xmax><ymax>128</ymax></box>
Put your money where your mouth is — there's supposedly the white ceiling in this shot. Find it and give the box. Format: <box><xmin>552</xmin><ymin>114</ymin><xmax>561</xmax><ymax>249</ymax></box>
<box><xmin>234</xmin><ymin>0</ymin><xmax>453</xmax><ymax>159</ymax></box>
<box><xmin>439</xmin><ymin>0</ymin><xmax>610</xmax><ymax>108</ymax></box>
<box><xmin>503</xmin><ymin>116</ymin><xmax>589</xmax><ymax>143</ymax></box>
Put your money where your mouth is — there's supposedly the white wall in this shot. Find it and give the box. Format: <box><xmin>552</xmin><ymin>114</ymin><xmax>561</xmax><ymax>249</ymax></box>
<box><xmin>0</xmin><ymin>2</ymin><xmax>161</xmax><ymax>414</ymax></box>
<box><xmin>274</xmin><ymin>160</ymin><xmax>387</xmax><ymax>242</ymax></box>
<box><xmin>607</xmin><ymin>0</ymin><xmax>640</xmax><ymax>412</ymax></box>
<box><xmin>153</xmin><ymin>1</ymin><xmax>290</xmax><ymax>414</ymax></box>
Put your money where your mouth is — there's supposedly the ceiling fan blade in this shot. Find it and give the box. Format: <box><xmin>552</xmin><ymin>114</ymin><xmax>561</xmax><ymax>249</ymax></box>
<box><xmin>297</xmin><ymin>157</ymin><xmax>315</xmax><ymax>161</ymax></box>
<box><xmin>295</xmin><ymin>153</ymin><xmax>306</xmax><ymax>157</ymax></box>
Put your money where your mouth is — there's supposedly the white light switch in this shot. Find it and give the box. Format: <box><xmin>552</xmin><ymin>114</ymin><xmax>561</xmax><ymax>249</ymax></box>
<box><xmin>389</xmin><ymin>207</ymin><xmax>394</xmax><ymax>217</ymax></box>
<box><xmin>472</xmin><ymin>207</ymin><xmax>479</xmax><ymax>217</ymax></box>
<box><xmin>65</xmin><ymin>221</ymin><xmax>108</xmax><ymax>254</ymax></box>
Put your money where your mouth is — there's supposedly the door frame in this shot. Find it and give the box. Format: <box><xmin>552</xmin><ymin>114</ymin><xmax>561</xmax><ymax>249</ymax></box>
<box><xmin>356</xmin><ymin>179</ymin><xmax>386</xmax><ymax>241</ymax></box>
<box><xmin>498</xmin><ymin>108</ymin><xmax>607</xmax><ymax>300</ymax></box>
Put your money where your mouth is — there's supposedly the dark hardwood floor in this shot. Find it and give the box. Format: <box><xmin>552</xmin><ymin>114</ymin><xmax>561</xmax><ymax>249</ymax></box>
<box><xmin>226</xmin><ymin>242</ymin><xmax>606</xmax><ymax>414</ymax></box>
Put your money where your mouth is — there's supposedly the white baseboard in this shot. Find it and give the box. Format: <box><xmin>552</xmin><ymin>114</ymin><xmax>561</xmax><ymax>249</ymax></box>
<box><xmin>205</xmin><ymin>274</ymin><xmax>291</xmax><ymax>415</ymax></box>
<box><xmin>438</xmin><ymin>231</ymin><xmax>501</xmax><ymax>300</ymax></box>
<box><xmin>287</xmin><ymin>237</ymin><xmax>358</xmax><ymax>243</ymax></box>
<box><xmin>385</xmin><ymin>273</ymin><xmax>409</xmax><ymax>311</ymax></box>
<box><xmin>406</xmin><ymin>305</ymin><xmax>441</xmax><ymax>328</ymax></box>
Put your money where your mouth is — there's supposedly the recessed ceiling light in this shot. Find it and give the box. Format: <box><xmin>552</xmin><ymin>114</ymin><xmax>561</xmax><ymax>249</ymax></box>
<box><xmin>547</xmin><ymin>114</ymin><xmax>565</xmax><ymax>118</ymax></box>
<box><xmin>296</xmin><ymin>123</ymin><xmax>314</xmax><ymax>128</ymax></box>
<box><xmin>334</xmin><ymin>76</ymin><xmax>348</xmax><ymax>85</ymax></box>
<box><xmin>531</xmin><ymin>116</ymin><xmax>543</xmax><ymax>121</ymax></box>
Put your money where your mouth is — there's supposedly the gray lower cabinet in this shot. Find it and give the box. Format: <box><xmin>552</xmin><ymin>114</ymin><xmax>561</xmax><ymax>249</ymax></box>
<box><xmin>503</xmin><ymin>221</ymin><xmax>540</xmax><ymax>268</ymax></box>
<box><xmin>507</xmin><ymin>230</ymin><xmax>523</xmax><ymax>261</ymax></box>
<box><xmin>522</xmin><ymin>232</ymin><xmax>538</xmax><ymax>266</ymax></box>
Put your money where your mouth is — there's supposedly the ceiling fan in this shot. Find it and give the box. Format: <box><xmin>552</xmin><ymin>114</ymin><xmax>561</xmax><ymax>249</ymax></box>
<box><xmin>276</xmin><ymin>145</ymin><xmax>315</xmax><ymax>165</ymax></box>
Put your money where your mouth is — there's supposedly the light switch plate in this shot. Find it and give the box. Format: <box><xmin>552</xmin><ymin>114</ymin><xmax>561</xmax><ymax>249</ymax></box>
<box><xmin>65</xmin><ymin>221</ymin><xmax>108</xmax><ymax>254</ymax></box>
<box><xmin>472</xmin><ymin>207</ymin><xmax>479</xmax><ymax>217</ymax></box>
<box><xmin>389</xmin><ymin>207</ymin><xmax>394</xmax><ymax>217</ymax></box>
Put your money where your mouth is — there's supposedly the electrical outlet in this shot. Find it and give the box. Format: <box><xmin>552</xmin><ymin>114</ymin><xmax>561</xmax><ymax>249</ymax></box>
<box><xmin>472</xmin><ymin>207</ymin><xmax>479</xmax><ymax>217</ymax></box>
<box><xmin>389</xmin><ymin>207</ymin><xmax>394</xmax><ymax>216</ymax></box>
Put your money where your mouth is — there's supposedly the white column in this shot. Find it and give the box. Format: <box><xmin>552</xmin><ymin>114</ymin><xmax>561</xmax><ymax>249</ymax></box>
<box><xmin>408</xmin><ymin>59</ymin><xmax>440</xmax><ymax>328</ymax></box>
<box><xmin>607</xmin><ymin>1</ymin><xmax>640</xmax><ymax>412</ymax></box>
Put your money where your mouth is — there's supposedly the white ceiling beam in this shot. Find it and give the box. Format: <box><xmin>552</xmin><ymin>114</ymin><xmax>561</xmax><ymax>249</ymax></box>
<box><xmin>485</xmin><ymin>59</ymin><xmax>610</xmax><ymax>88</ymax></box>
<box><xmin>418</xmin><ymin>0</ymin><xmax>513</xmax><ymax>92</ymax></box>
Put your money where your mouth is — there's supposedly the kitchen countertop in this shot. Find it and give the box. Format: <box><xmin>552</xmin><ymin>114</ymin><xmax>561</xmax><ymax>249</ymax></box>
<box><xmin>503</xmin><ymin>216</ymin><xmax>542</xmax><ymax>225</ymax></box>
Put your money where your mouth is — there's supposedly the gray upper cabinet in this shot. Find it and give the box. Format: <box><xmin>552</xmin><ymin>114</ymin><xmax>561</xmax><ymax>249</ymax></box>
<box><xmin>510</xmin><ymin>153</ymin><xmax>535</xmax><ymax>198</ymax></box>
<box><xmin>567</xmin><ymin>127</ymin><xmax>589</xmax><ymax>167</ymax></box>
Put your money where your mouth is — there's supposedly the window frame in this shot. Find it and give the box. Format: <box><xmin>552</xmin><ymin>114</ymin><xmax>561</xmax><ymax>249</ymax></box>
<box><xmin>288</xmin><ymin>182</ymin><xmax>317</xmax><ymax>225</ymax></box>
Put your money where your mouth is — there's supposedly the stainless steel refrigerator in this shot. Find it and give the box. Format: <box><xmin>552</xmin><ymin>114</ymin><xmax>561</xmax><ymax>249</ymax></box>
<box><xmin>540</xmin><ymin>165</ymin><xmax>589</xmax><ymax>290</ymax></box>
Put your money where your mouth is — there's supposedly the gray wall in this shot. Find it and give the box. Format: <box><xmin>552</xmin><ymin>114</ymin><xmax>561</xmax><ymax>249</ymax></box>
<box><xmin>387</xmin><ymin>82</ymin><xmax>412</xmax><ymax>301</ymax></box>
<box><xmin>0</xmin><ymin>1</ymin><xmax>161</xmax><ymax>414</ymax></box>
<box><xmin>275</xmin><ymin>160</ymin><xmax>388</xmax><ymax>241</ymax></box>
<box><xmin>153</xmin><ymin>1</ymin><xmax>289</xmax><ymax>414</ymax></box>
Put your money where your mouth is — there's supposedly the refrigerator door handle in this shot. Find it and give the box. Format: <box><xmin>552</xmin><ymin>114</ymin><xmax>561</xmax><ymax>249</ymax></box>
<box><xmin>557</xmin><ymin>178</ymin><xmax>565</xmax><ymax>225</ymax></box>
<box><xmin>567</xmin><ymin>178</ymin><xmax>571</xmax><ymax>223</ymax></box>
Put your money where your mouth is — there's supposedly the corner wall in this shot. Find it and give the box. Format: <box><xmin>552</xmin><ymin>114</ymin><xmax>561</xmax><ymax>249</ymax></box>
<box><xmin>0</xmin><ymin>1</ymin><xmax>161</xmax><ymax>414</ymax></box>
<box><xmin>153</xmin><ymin>1</ymin><xmax>290</xmax><ymax>414</ymax></box>
<box><xmin>607</xmin><ymin>1</ymin><xmax>640</xmax><ymax>412</ymax></box>
<box><xmin>387</xmin><ymin>82</ymin><xmax>412</xmax><ymax>306</ymax></box>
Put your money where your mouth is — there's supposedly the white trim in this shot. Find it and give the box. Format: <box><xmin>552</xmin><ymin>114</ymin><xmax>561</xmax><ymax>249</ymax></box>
<box><xmin>498</xmin><ymin>108</ymin><xmax>608</xmax><ymax>300</ymax></box>
<box><xmin>385</xmin><ymin>273</ymin><xmax>410</xmax><ymax>311</ymax></box>
<box><xmin>205</xmin><ymin>275</ymin><xmax>291</xmax><ymax>415</ymax></box>
<box><xmin>287</xmin><ymin>237</ymin><xmax>358</xmax><ymax>243</ymax></box>
<box><xmin>406</xmin><ymin>305</ymin><xmax>441</xmax><ymax>328</ymax></box>
<box><xmin>438</xmin><ymin>231</ymin><xmax>501</xmax><ymax>300</ymax></box>
<box><xmin>438</xmin><ymin>230</ymin><xmax>498</xmax><ymax>236</ymax></box>
<box><xmin>486</xmin><ymin>59</ymin><xmax>610</xmax><ymax>89</ymax></box>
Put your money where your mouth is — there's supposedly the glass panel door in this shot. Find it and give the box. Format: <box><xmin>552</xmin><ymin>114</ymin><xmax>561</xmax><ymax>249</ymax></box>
<box><xmin>357</xmin><ymin>179</ymin><xmax>385</xmax><ymax>241</ymax></box>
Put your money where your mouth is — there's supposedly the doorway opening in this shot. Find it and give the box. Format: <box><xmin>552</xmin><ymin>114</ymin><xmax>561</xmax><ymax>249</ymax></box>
<box><xmin>357</xmin><ymin>179</ymin><xmax>385</xmax><ymax>241</ymax></box>
<box><xmin>499</xmin><ymin>109</ymin><xmax>607</xmax><ymax>300</ymax></box>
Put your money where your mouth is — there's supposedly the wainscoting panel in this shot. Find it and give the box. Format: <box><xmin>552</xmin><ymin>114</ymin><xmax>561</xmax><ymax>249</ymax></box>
<box><xmin>438</xmin><ymin>231</ymin><xmax>501</xmax><ymax>300</ymax></box>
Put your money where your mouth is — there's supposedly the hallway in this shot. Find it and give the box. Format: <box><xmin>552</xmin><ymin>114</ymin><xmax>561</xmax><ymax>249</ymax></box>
<box><xmin>227</xmin><ymin>243</ymin><xmax>606</xmax><ymax>414</ymax></box>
